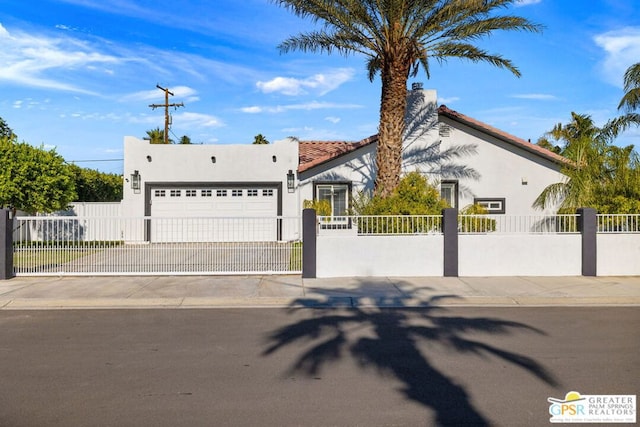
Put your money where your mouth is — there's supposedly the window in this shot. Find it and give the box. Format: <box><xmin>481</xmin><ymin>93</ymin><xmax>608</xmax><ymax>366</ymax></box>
<box><xmin>201</xmin><ymin>190</ymin><xmax>212</xmax><ymax>197</ymax></box>
<box><xmin>440</xmin><ymin>181</ymin><xmax>458</xmax><ymax>209</ymax></box>
<box><xmin>232</xmin><ymin>189</ymin><xmax>243</xmax><ymax>197</ymax></box>
<box><xmin>170</xmin><ymin>190</ymin><xmax>181</xmax><ymax>197</ymax></box>
<box><xmin>262</xmin><ymin>189</ymin><xmax>274</xmax><ymax>197</ymax></box>
<box><xmin>185</xmin><ymin>190</ymin><xmax>197</xmax><ymax>197</ymax></box>
<box><xmin>247</xmin><ymin>189</ymin><xmax>258</xmax><ymax>197</ymax></box>
<box><xmin>474</xmin><ymin>198</ymin><xmax>506</xmax><ymax>214</ymax></box>
<box><xmin>154</xmin><ymin>190</ymin><xmax>166</xmax><ymax>197</ymax></box>
<box><xmin>216</xmin><ymin>190</ymin><xmax>227</xmax><ymax>197</ymax></box>
<box><xmin>315</xmin><ymin>183</ymin><xmax>350</xmax><ymax>216</ymax></box>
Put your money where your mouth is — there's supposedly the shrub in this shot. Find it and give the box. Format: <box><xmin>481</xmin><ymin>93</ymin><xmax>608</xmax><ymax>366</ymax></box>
<box><xmin>351</xmin><ymin>172</ymin><xmax>447</xmax><ymax>234</ymax></box>
<box><xmin>303</xmin><ymin>199</ymin><xmax>332</xmax><ymax>216</ymax></box>
<box><xmin>458</xmin><ymin>204</ymin><xmax>496</xmax><ymax>233</ymax></box>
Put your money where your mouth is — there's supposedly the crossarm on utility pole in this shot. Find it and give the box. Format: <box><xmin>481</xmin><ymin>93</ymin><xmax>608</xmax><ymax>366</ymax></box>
<box><xmin>148</xmin><ymin>85</ymin><xmax>184</xmax><ymax>144</ymax></box>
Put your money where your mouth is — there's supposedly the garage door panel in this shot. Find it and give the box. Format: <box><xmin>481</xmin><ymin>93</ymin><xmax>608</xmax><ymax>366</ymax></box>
<box><xmin>150</xmin><ymin>186</ymin><xmax>278</xmax><ymax>242</ymax></box>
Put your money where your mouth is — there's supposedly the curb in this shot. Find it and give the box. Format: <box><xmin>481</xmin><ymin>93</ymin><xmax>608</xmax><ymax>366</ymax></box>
<box><xmin>1</xmin><ymin>296</ymin><xmax>639</xmax><ymax>310</ymax></box>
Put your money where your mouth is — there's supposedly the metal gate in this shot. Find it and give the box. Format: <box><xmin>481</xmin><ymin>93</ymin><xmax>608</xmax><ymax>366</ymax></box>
<box><xmin>12</xmin><ymin>216</ymin><xmax>302</xmax><ymax>276</ymax></box>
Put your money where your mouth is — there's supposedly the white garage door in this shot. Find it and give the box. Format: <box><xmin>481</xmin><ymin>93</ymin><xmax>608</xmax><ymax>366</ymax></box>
<box><xmin>150</xmin><ymin>187</ymin><xmax>279</xmax><ymax>242</ymax></box>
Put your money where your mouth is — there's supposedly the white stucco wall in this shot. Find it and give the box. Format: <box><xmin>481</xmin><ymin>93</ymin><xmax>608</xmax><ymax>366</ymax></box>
<box><xmin>316</xmin><ymin>235</ymin><xmax>444</xmax><ymax>277</ymax></box>
<box><xmin>121</xmin><ymin>137</ymin><xmax>299</xmax><ymax>219</ymax></box>
<box><xmin>300</xmin><ymin>88</ymin><xmax>566</xmax><ymax>217</ymax></box>
<box><xmin>298</xmin><ymin>144</ymin><xmax>378</xmax><ymax>207</ymax></box>
<box><xmin>597</xmin><ymin>234</ymin><xmax>640</xmax><ymax>276</ymax></box>
<box><xmin>458</xmin><ymin>234</ymin><xmax>582</xmax><ymax>276</ymax></box>
<box><xmin>438</xmin><ymin>119</ymin><xmax>565</xmax><ymax>215</ymax></box>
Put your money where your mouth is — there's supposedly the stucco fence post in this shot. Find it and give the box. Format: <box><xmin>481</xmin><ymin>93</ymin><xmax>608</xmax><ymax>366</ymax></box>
<box><xmin>1</xmin><ymin>209</ymin><xmax>14</xmax><ymax>280</ymax></box>
<box><xmin>302</xmin><ymin>208</ymin><xmax>317</xmax><ymax>278</ymax></box>
<box><xmin>442</xmin><ymin>208</ymin><xmax>459</xmax><ymax>277</ymax></box>
<box><xmin>577</xmin><ymin>207</ymin><xmax>597</xmax><ymax>277</ymax></box>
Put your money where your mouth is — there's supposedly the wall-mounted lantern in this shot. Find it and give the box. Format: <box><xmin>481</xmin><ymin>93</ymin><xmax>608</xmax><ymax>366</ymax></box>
<box><xmin>272</xmin><ymin>155</ymin><xmax>277</xmax><ymax>163</ymax></box>
<box><xmin>211</xmin><ymin>156</ymin><xmax>216</xmax><ymax>164</ymax></box>
<box><xmin>131</xmin><ymin>170</ymin><xmax>141</xmax><ymax>192</ymax></box>
<box><xmin>146</xmin><ymin>155</ymin><xmax>152</xmax><ymax>162</ymax></box>
<box><xmin>287</xmin><ymin>169</ymin><xmax>295</xmax><ymax>193</ymax></box>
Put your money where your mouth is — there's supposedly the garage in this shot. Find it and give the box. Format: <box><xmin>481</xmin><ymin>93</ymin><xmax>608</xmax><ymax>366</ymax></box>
<box><xmin>147</xmin><ymin>184</ymin><xmax>280</xmax><ymax>242</ymax></box>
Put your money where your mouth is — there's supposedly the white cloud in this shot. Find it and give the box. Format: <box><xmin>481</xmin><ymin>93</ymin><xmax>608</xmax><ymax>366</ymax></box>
<box><xmin>257</xmin><ymin>68</ymin><xmax>356</xmax><ymax>96</ymax></box>
<box><xmin>438</xmin><ymin>96</ymin><xmax>460</xmax><ymax>104</ymax></box>
<box><xmin>174</xmin><ymin>112</ymin><xmax>224</xmax><ymax>128</ymax></box>
<box><xmin>594</xmin><ymin>27</ymin><xmax>640</xmax><ymax>87</ymax></box>
<box><xmin>325</xmin><ymin>116</ymin><xmax>341</xmax><ymax>124</ymax></box>
<box><xmin>510</xmin><ymin>93</ymin><xmax>557</xmax><ymax>100</ymax></box>
<box><xmin>515</xmin><ymin>0</ymin><xmax>542</xmax><ymax>6</ymax></box>
<box><xmin>241</xmin><ymin>101</ymin><xmax>362</xmax><ymax>114</ymax></box>
<box><xmin>122</xmin><ymin>86</ymin><xmax>199</xmax><ymax>103</ymax></box>
<box><xmin>0</xmin><ymin>22</ymin><xmax>120</xmax><ymax>93</ymax></box>
<box><xmin>240</xmin><ymin>106</ymin><xmax>263</xmax><ymax>113</ymax></box>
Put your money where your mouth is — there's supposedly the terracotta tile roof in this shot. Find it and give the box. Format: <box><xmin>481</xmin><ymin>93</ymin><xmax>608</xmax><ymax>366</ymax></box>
<box><xmin>297</xmin><ymin>106</ymin><xmax>569</xmax><ymax>172</ymax></box>
<box><xmin>437</xmin><ymin>105</ymin><xmax>570</xmax><ymax>165</ymax></box>
<box><xmin>298</xmin><ymin>134</ymin><xmax>378</xmax><ymax>172</ymax></box>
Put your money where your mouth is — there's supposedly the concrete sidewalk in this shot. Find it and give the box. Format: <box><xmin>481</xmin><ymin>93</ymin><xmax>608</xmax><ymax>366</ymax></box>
<box><xmin>1</xmin><ymin>275</ymin><xmax>639</xmax><ymax>309</ymax></box>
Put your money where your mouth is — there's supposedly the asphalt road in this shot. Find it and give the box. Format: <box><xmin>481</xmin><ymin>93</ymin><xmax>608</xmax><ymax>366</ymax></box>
<box><xmin>0</xmin><ymin>307</ymin><xmax>638</xmax><ymax>427</ymax></box>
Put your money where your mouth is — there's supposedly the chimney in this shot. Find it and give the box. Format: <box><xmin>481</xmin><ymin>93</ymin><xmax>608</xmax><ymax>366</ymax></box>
<box><xmin>411</xmin><ymin>82</ymin><xmax>423</xmax><ymax>91</ymax></box>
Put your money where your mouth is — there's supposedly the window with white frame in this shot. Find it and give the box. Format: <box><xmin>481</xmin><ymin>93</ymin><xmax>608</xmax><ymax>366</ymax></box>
<box><xmin>315</xmin><ymin>183</ymin><xmax>350</xmax><ymax>216</ymax></box>
<box><xmin>440</xmin><ymin>181</ymin><xmax>458</xmax><ymax>209</ymax></box>
<box><xmin>474</xmin><ymin>198</ymin><xmax>506</xmax><ymax>214</ymax></box>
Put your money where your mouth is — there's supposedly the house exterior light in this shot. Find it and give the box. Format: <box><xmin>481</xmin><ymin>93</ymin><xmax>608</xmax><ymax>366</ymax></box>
<box><xmin>131</xmin><ymin>170</ymin><xmax>141</xmax><ymax>192</ymax></box>
<box><xmin>287</xmin><ymin>170</ymin><xmax>295</xmax><ymax>192</ymax></box>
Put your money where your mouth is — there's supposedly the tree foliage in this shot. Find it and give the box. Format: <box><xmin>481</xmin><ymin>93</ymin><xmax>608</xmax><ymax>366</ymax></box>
<box><xmin>253</xmin><ymin>134</ymin><xmax>270</xmax><ymax>144</ymax></box>
<box><xmin>145</xmin><ymin>127</ymin><xmax>172</xmax><ymax>144</ymax></box>
<box><xmin>0</xmin><ymin>137</ymin><xmax>76</xmax><ymax>213</ymax></box>
<box><xmin>67</xmin><ymin>164</ymin><xmax>123</xmax><ymax>202</ymax></box>
<box><xmin>352</xmin><ymin>171</ymin><xmax>448</xmax><ymax>215</ymax></box>
<box><xmin>273</xmin><ymin>0</ymin><xmax>541</xmax><ymax>197</ymax></box>
<box><xmin>533</xmin><ymin>113</ymin><xmax>640</xmax><ymax>214</ymax></box>
<box><xmin>0</xmin><ymin>117</ymin><xmax>15</xmax><ymax>140</ymax></box>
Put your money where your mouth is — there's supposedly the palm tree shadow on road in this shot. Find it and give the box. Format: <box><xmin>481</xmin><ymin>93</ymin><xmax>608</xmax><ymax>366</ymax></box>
<box><xmin>262</xmin><ymin>280</ymin><xmax>560</xmax><ymax>426</ymax></box>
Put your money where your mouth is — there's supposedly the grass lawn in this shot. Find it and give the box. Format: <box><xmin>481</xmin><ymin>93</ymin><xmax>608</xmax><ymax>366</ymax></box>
<box><xmin>289</xmin><ymin>241</ymin><xmax>303</xmax><ymax>271</ymax></box>
<box><xmin>13</xmin><ymin>248</ymin><xmax>100</xmax><ymax>271</ymax></box>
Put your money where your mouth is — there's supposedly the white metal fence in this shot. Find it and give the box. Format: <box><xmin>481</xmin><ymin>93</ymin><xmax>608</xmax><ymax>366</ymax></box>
<box><xmin>598</xmin><ymin>214</ymin><xmax>640</xmax><ymax>233</ymax></box>
<box><xmin>458</xmin><ymin>214</ymin><xmax>579</xmax><ymax>234</ymax></box>
<box><xmin>13</xmin><ymin>216</ymin><xmax>302</xmax><ymax>276</ymax></box>
<box><xmin>318</xmin><ymin>215</ymin><xmax>442</xmax><ymax>235</ymax></box>
<box><xmin>318</xmin><ymin>214</ymin><xmax>586</xmax><ymax>235</ymax></box>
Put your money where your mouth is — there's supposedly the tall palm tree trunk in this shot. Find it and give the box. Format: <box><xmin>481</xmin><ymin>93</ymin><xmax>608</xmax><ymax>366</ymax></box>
<box><xmin>375</xmin><ymin>59</ymin><xmax>410</xmax><ymax>197</ymax></box>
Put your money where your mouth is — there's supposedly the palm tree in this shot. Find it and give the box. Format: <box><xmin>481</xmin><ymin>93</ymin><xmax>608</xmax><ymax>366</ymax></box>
<box><xmin>253</xmin><ymin>134</ymin><xmax>270</xmax><ymax>144</ymax></box>
<box><xmin>179</xmin><ymin>135</ymin><xmax>192</xmax><ymax>144</ymax></box>
<box><xmin>534</xmin><ymin>113</ymin><xmax>607</xmax><ymax>212</ymax></box>
<box><xmin>273</xmin><ymin>0</ymin><xmax>541</xmax><ymax>196</ymax></box>
<box><xmin>533</xmin><ymin>112</ymin><xmax>640</xmax><ymax>214</ymax></box>
<box><xmin>145</xmin><ymin>127</ymin><xmax>171</xmax><ymax>144</ymax></box>
<box><xmin>619</xmin><ymin>62</ymin><xmax>640</xmax><ymax>113</ymax></box>
<box><xmin>611</xmin><ymin>62</ymin><xmax>640</xmax><ymax>135</ymax></box>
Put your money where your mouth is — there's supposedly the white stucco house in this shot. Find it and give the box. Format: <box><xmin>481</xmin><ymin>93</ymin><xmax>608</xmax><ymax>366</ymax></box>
<box><xmin>121</xmin><ymin>86</ymin><xmax>567</xmax><ymax>239</ymax></box>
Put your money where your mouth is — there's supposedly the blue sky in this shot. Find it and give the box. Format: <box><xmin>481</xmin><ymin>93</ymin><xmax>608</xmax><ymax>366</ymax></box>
<box><xmin>1</xmin><ymin>0</ymin><xmax>639</xmax><ymax>174</ymax></box>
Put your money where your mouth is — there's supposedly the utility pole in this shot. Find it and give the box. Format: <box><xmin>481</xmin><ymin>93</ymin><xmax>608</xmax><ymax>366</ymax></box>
<box><xmin>149</xmin><ymin>85</ymin><xmax>184</xmax><ymax>144</ymax></box>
